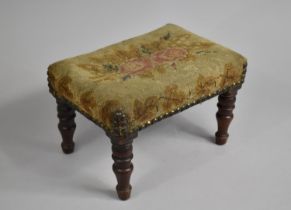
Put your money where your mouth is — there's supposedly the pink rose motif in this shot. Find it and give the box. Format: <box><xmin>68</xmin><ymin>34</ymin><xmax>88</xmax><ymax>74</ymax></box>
<box><xmin>152</xmin><ymin>47</ymin><xmax>187</xmax><ymax>64</ymax></box>
<box><xmin>120</xmin><ymin>57</ymin><xmax>152</xmax><ymax>75</ymax></box>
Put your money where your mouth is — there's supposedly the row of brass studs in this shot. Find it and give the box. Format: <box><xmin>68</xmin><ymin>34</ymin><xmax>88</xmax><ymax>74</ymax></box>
<box><xmin>133</xmin><ymin>65</ymin><xmax>247</xmax><ymax>133</ymax></box>
<box><xmin>134</xmin><ymin>82</ymin><xmax>243</xmax><ymax>132</ymax></box>
<box><xmin>47</xmin><ymin>64</ymin><xmax>247</xmax><ymax>136</ymax></box>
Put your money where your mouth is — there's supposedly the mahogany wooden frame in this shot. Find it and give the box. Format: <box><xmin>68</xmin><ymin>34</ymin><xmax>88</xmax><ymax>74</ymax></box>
<box><xmin>52</xmin><ymin>85</ymin><xmax>240</xmax><ymax>200</ymax></box>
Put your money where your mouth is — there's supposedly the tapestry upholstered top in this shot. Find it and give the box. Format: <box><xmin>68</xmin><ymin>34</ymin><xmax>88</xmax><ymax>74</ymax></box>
<box><xmin>48</xmin><ymin>23</ymin><xmax>247</xmax><ymax>133</ymax></box>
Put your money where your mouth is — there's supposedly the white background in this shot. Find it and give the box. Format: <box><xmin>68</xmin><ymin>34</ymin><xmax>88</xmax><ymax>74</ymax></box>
<box><xmin>1</xmin><ymin>0</ymin><xmax>291</xmax><ymax>209</ymax></box>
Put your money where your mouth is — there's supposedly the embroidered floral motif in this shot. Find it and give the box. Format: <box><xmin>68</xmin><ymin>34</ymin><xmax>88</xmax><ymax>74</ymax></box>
<box><xmin>162</xmin><ymin>84</ymin><xmax>186</xmax><ymax>112</ymax></box>
<box><xmin>120</xmin><ymin>57</ymin><xmax>153</xmax><ymax>75</ymax></box>
<box><xmin>103</xmin><ymin>64</ymin><xmax>119</xmax><ymax>72</ymax></box>
<box><xmin>140</xmin><ymin>45</ymin><xmax>151</xmax><ymax>55</ymax></box>
<box><xmin>151</xmin><ymin>47</ymin><xmax>187</xmax><ymax>64</ymax></box>
<box><xmin>133</xmin><ymin>96</ymin><xmax>159</xmax><ymax>122</ymax></box>
<box><xmin>119</xmin><ymin>47</ymin><xmax>188</xmax><ymax>76</ymax></box>
<box><xmin>220</xmin><ymin>63</ymin><xmax>241</xmax><ymax>87</ymax></box>
<box><xmin>195</xmin><ymin>75</ymin><xmax>217</xmax><ymax>96</ymax></box>
<box><xmin>78</xmin><ymin>32</ymin><xmax>195</xmax><ymax>80</ymax></box>
<box><xmin>48</xmin><ymin>24</ymin><xmax>246</xmax><ymax>132</ymax></box>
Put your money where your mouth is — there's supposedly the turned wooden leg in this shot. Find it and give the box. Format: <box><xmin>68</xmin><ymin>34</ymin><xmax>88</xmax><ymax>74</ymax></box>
<box><xmin>215</xmin><ymin>88</ymin><xmax>238</xmax><ymax>145</ymax></box>
<box><xmin>111</xmin><ymin>140</ymin><xmax>134</xmax><ymax>200</ymax></box>
<box><xmin>56</xmin><ymin>98</ymin><xmax>76</xmax><ymax>154</ymax></box>
<box><xmin>107</xmin><ymin>111</ymin><xmax>137</xmax><ymax>200</ymax></box>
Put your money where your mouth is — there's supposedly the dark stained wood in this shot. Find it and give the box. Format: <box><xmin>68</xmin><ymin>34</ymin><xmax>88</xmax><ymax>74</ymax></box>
<box><xmin>56</xmin><ymin>98</ymin><xmax>76</xmax><ymax>154</ymax></box>
<box><xmin>50</xmin><ymin>80</ymin><xmax>245</xmax><ymax>200</ymax></box>
<box><xmin>111</xmin><ymin>142</ymin><xmax>134</xmax><ymax>200</ymax></box>
<box><xmin>106</xmin><ymin>111</ymin><xmax>137</xmax><ymax>200</ymax></box>
<box><xmin>215</xmin><ymin>88</ymin><xmax>238</xmax><ymax>145</ymax></box>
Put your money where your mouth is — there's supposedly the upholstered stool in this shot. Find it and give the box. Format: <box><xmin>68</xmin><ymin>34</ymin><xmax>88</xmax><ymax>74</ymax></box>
<box><xmin>47</xmin><ymin>24</ymin><xmax>247</xmax><ymax>200</ymax></box>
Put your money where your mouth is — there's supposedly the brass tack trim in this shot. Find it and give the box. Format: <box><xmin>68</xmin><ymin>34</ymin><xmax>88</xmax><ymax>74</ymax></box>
<box><xmin>48</xmin><ymin>64</ymin><xmax>247</xmax><ymax>136</ymax></box>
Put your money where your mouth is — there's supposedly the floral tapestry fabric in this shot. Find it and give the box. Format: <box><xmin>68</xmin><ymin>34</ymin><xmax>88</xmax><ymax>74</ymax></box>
<box><xmin>48</xmin><ymin>23</ymin><xmax>247</xmax><ymax>132</ymax></box>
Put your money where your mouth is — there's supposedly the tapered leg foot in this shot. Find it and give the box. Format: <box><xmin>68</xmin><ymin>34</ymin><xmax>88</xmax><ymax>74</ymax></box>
<box><xmin>61</xmin><ymin>141</ymin><xmax>75</xmax><ymax>154</ymax></box>
<box><xmin>116</xmin><ymin>185</ymin><xmax>132</xmax><ymax>200</ymax></box>
<box><xmin>56</xmin><ymin>98</ymin><xmax>76</xmax><ymax>154</ymax></box>
<box><xmin>107</xmin><ymin>110</ymin><xmax>137</xmax><ymax>200</ymax></box>
<box><xmin>112</xmin><ymin>142</ymin><xmax>133</xmax><ymax>200</ymax></box>
<box><xmin>215</xmin><ymin>88</ymin><xmax>238</xmax><ymax>145</ymax></box>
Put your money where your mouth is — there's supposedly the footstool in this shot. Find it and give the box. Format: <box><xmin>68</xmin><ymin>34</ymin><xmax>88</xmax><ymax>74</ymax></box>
<box><xmin>47</xmin><ymin>24</ymin><xmax>247</xmax><ymax>200</ymax></box>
